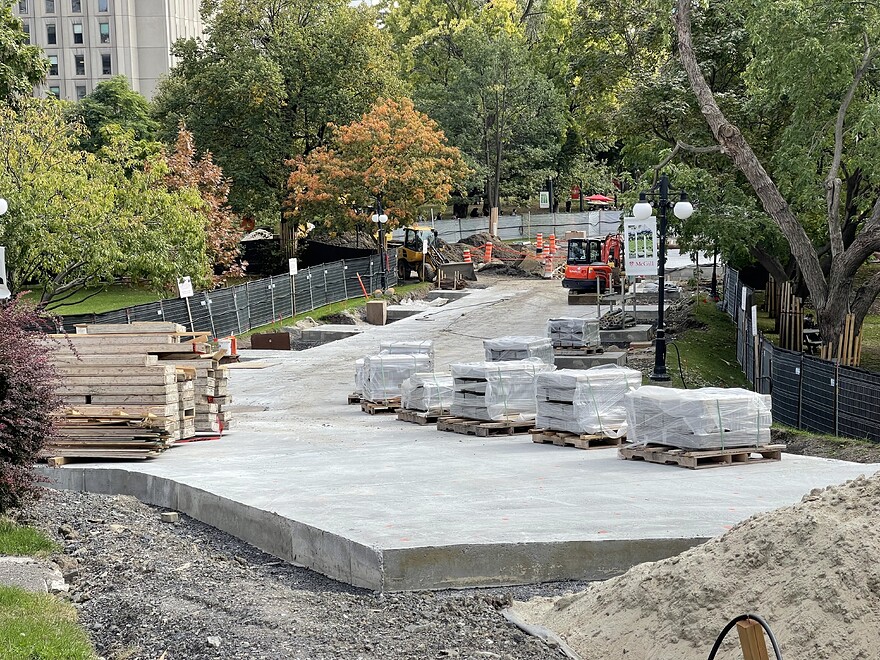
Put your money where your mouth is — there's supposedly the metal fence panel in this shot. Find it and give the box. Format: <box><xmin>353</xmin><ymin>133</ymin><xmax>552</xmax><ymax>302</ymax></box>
<box><xmin>799</xmin><ymin>357</ymin><xmax>837</xmax><ymax>436</ymax></box>
<box><xmin>771</xmin><ymin>348</ymin><xmax>801</xmax><ymax>428</ymax></box>
<box><xmin>838</xmin><ymin>368</ymin><xmax>880</xmax><ymax>441</ymax></box>
<box><xmin>758</xmin><ymin>340</ymin><xmax>773</xmax><ymax>394</ymax></box>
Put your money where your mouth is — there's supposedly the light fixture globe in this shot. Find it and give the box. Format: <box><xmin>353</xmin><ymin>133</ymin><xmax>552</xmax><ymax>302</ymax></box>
<box><xmin>371</xmin><ymin>213</ymin><xmax>380</xmax><ymax>224</ymax></box>
<box><xmin>673</xmin><ymin>192</ymin><xmax>694</xmax><ymax>220</ymax></box>
<box><xmin>0</xmin><ymin>198</ymin><xmax>7</xmax><ymax>216</ymax></box>
<box><xmin>378</xmin><ymin>213</ymin><xmax>388</xmax><ymax>224</ymax></box>
<box><xmin>632</xmin><ymin>192</ymin><xmax>653</xmax><ymax>221</ymax></box>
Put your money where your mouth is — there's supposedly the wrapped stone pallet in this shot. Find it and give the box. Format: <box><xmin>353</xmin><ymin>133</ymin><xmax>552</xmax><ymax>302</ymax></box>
<box><xmin>624</xmin><ymin>386</ymin><xmax>773</xmax><ymax>450</ymax></box>
<box><xmin>450</xmin><ymin>358</ymin><xmax>555</xmax><ymax>421</ymax></box>
<box><xmin>401</xmin><ymin>373</ymin><xmax>454</xmax><ymax>412</ymax></box>
<box><xmin>362</xmin><ymin>353</ymin><xmax>432</xmax><ymax>402</ymax></box>
<box><xmin>546</xmin><ymin>317</ymin><xmax>601</xmax><ymax>348</ymax></box>
<box><xmin>355</xmin><ymin>340</ymin><xmax>435</xmax><ymax>396</ymax></box>
<box><xmin>536</xmin><ymin>365</ymin><xmax>642</xmax><ymax>438</ymax></box>
<box><xmin>484</xmin><ymin>336</ymin><xmax>554</xmax><ymax>365</ymax></box>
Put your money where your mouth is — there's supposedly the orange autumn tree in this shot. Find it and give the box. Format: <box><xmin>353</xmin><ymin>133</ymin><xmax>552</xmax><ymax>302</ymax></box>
<box><xmin>285</xmin><ymin>97</ymin><xmax>469</xmax><ymax>237</ymax></box>
<box><xmin>164</xmin><ymin>127</ymin><xmax>246</xmax><ymax>284</ymax></box>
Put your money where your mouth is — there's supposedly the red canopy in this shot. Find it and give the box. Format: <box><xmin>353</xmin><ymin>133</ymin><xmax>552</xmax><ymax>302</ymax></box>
<box><xmin>586</xmin><ymin>194</ymin><xmax>613</xmax><ymax>203</ymax></box>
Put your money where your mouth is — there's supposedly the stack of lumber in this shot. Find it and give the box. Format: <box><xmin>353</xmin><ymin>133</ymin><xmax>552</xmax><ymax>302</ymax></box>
<box><xmin>546</xmin><ymin>317</ymin><xmax>600</xmax><ymax>348</ymax></box>
<box><xmin>44</xmin><ymin>322</ymin><xmax>231</xmax><ymax>461</ymax></box>
<box><xmin>483</xmin><ymin>336</ymin><xmax>554</xmax><ymax>365</ymax></box>
<box><xmin>450</xmin><ymin>359</ymin><xmax>554</xmax><ymax>421</ymax></box>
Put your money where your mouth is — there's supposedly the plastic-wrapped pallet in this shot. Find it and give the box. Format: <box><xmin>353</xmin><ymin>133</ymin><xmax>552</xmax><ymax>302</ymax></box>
<box><xmin>355</xmin><ymin>358</ymin><xmax>365</xmax><ymax>395</ymax></box>
<box><xmin>624</xmin><ymin>386</ymin><xmax>772</xmax><ymax>450</ymax></box>
<box><xmin>483</xmin><ymin>336</ymin><xmax>554</xmax><ymax>365</ymax></box>
<box><xmin>362</xmin><ymin>354</ymin><xmax>432</xmax><ymax>402</ymax></box>
<box><xmin>536</xmin><ymin>365</ymin><xmax>642</xmax><ymax>437</ymax></box>
<box><xmin>379</xmin><ymin>340</ymin><xmax>435</xmax><ymax>370</ymax></box>
<box><xmin>450</xmin><ymin>358</ymin><xmax>555</xmax><ymax>421</ymax></box>
<box><xmin>401</xmin><ymin>373</ymin><xmax>454</xmax><ymax>412</ymax></box>
<box><xmin>547</xmin><ymin>318</ymin><xmax>601</xmax><ymax>348</ymax></box>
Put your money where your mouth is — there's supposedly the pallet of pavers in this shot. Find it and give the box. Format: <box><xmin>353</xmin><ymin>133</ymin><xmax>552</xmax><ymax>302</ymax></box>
<box><xmin>547</xmin><ymin>318</ymin><xmax>602</xmax><ymax>353</ymax></box>
<box><xmin>620</xmin><ymin>386</ymin><xmax>781</xmax><ymax>469</ymax></box>
<box><xmin>397</xmin><ymin>372</ymin><xmax>453</xmax><ymax>425</ymax></box>
<box><xmin>359</xmin><ymin>353</ymin><xmax>431</xmax><ymax>414</ymax></box>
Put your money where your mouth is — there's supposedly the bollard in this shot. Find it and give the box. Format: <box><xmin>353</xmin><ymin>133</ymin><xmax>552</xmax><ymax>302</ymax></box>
<box><xmin>549</xmin><ymin>233</ymin><xmax>556</xmax><ymax>255</ymax></box>
<box><xmin>484</xmin><ymin>242</ymin><xmax>493</xmax><ymax>262</ymax></box>
<box><xmin>463</xmin><ymin>248</ymin><xmax>472</xmax><ymax>263</ymax></box>
<box><xmin>543</xmin><ymin>255</ymin><xmax>553</xmax><ymax>279</ymax></box>
<box><xmin>536</xmin><ymin>233</ymin><xmax>543</xmax><ymax>255</ymax></box>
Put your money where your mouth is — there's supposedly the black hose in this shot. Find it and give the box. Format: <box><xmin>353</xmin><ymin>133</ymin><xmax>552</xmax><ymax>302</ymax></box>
<box><xmin>667</xmin><ymin>341</ymin><xmax>687</xmax><ymax>388</ymax></box>
<box><xmin>707</xmin><ymin>614</ymin><xmax>783</xmax><ymax>660</ymax></box>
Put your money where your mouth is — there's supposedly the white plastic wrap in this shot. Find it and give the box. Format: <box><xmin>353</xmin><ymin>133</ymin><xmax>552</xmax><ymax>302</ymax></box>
<box><xmin>362</xmin><ymin>354</ymin><xmax>432</xmax><ymax>402</ymax></box>
<box><xmin>547</xmin><ymin>318</ymin><xmax>601</xmax><ymax>348</ymax></box>
<box><xmin>484</xmin><ymin>336</ymin><xmax>554</xmax><ymax>365</ymax></box>
<box><xmin>624</xmin><ymin>386</ymin><xmax>772</xmax><ymax>450</ymax></box>
<box><xmin>536</xmin><ymin>365</ymin><xmax>642</xmax><ymax>437</ymax></box>
<box><xmin>379</xmin><ymin>340</ymin><xmax>435</xmax><ymax>370</ymax></box>
<box><xmin>401</xmin><ymin>373</ymin><xmax>454</xmax><ymax>412</ymax></box>
<box><xmin>354</xmin><ymin>358</ymin><xmax>365</xmax><ymax>394</ymax></box>
<box><xmin>450</xmin><ymin>359</ymin><xmax>555</xmax><ymax>421</ymax></box>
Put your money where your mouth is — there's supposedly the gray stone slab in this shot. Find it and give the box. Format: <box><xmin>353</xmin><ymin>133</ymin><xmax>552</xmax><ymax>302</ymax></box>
<box><xmin>425</xmin><ymin>289</ymin><xmax>470</xmax><ymax>301</ymax></box>
<box><xmin>387</xmin><ymin>305</ymin><xmax>424</xmax><ymax>321</ymax></box>
<box><xmin>0</xmin><ymin>557</ymin><xmax>61</xmax><ymax>594</ymax></box>
<box><xmin>554</xmin><ymin>351</ymin><xmax>627</xmax><ymax>369</ymax></box>
<box><xmin>300</xmin><ymin>325</ymin><xmax>364</xmax><ymax>345</ymax></box>
<box><xmin>600</xmin><ymin>324</ymin><xmax>655</xmax><ymax>345</ymax></box>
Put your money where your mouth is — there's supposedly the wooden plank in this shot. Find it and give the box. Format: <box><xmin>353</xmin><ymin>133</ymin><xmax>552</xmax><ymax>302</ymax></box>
<box><xmin>530</xmin><ymin>430</ymin><xmax>625</xmax><ymax>450</ymax></box>
<box><xmin>48</xmin><ymin>354</ymin><xmax>160</xmax><ymax>366</ymax></box>
<box><xmin>76</xmin><ymin>322</ymin><xmax>186</xmax><ymax>334</ymax></box>
<box><xmin>51</xmin><ymin>334</ymin><xmax>176</xmax><ymax>344</ymax></box>
<box><xmin>50</xmin><ymin>343</ymin><xmax>208</xmax><ymax>355</ymax></box>
<box><xmin>54</xmin><ymin>365</ymin><xmax>176</xmax><ymax>376</ymax></box>
<box><xmin>60</xmin><ymin>404</ymin><xmax>179</xmax><ymax>418</ymax></box>
<box><xmin>737</xmin><ymin>619</ymin><xmax>771</xmax><ymax>660</ymax></box>
<box><xmin>361</xmin><ymin>398</ymin><xmax>401</xmax><ymax>415</ymax></box>
<box><xmin>57</xmin><ymin>384</ymin><xmax>178</xmax><ymax>396</ymax></box>
<box><xmin>437</xmin><ymin>416</ymin><xmax>535</xmax><ymax>437</ymax></box>
<box><xmin>618</xmin><ymin>444</ymin><xmax>785</xmax><ymax>469</ymax></box>
<box><xmin>59</xmin><ymin>375</ymin><xmax>178</xmax><ymax>386</ymax></box>
<box><xmin>396</xmin><ymin>408</ymin><xmax>447</xmax><ymax>425</ymax></box>
<box><xmin>88</xmin><ymin>394</ymin><xmax>179</xmax><ymax>404</ymax></box>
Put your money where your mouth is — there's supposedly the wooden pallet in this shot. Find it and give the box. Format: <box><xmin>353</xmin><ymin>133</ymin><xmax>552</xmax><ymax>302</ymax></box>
<box><xmin>437</xmin><ymin>416</ymin><xmax>535</xmax><ymax>437</ymax></box>
<box><xmin>618</xmin><ymin>444</ymin><xmax>786</xmax><ymax>470</ymax></box>
<box><xmin>361</xmin><ymin>397</ymin><xmax>401</xmax><ymax>415</ymax></box>
<box><xmin>553</xmin><ymin>345</ymin><xmax>605</xmax><ymax>355</ymax></box>
<box><xmin>531</xmin><ymin>429</ymin><xmax>625</xmax><ymax>450</ymax></box>
<box><xmin>348</xmin><ymin>392</ymin><xmax>362</xmax><ymax>405</ymax></box>
<box><xmin>396</xmin><ymin>408</ymin><xmax>447</xmax><ymax>425</ymax></box>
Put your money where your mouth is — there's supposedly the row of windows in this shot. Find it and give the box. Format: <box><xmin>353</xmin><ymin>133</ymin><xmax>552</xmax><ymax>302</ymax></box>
<box><xmin>18</xmin><ymin>0</ymin><xmax>109</xmax><ymax>13</ymax></box>
<box><xmin>23</xmin><ymin>19</ymin><xmax>110</xmax><ymax>45</ymax></box>
<box><xmin>46</xmin><ymin>53</ymin><xmax>112</xmax><ymax>76</ymax></box>
<box><xmin>47</xmin><ymin>84</ymin><xmax>90</xmax><ymax>100</ymax></box>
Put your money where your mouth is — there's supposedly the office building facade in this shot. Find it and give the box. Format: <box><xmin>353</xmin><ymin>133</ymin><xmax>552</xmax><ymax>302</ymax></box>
<box><xmin>13</xmin><ymin>0</ymin><xmax>204</xmax><ymax>101</ymax></box>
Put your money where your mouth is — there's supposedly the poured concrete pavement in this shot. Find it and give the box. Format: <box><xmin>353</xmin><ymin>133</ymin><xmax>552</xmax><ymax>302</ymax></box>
<box><xmin>45</xmin><ymin>277</ymin><xmax>880</xmax><ymax>591</ymax></box>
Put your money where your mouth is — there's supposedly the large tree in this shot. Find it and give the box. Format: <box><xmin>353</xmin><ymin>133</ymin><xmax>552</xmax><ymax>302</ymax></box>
<box><xmin>0</xmin><ymin>3</ymin><xmax>46</xmax><ymax>103</ymax></box>
<box><xmin>152</xmin><ymin>0</ymin><xmax>402</xmax><ymax>224</ymax></box>
<box><xmin>286</xmin><ymin>97</ymin><xmax>468</xmax><ymax>234</ymax></box>
<box><xmin>70</xmin><ymin>75</ymin><xmax>159</xmax><ymax>154</ymax></box>
<box><xmin>675</xmin><ymin>0</ymin><xmax>880</xmax><ymax>343</ymax></box>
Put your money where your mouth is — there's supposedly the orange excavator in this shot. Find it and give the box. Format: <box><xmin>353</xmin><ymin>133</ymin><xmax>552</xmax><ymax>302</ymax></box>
<box><xmin>561</xmin><ymin>234</ymin><xmax>624</xmax><ymax>293</ymax></box>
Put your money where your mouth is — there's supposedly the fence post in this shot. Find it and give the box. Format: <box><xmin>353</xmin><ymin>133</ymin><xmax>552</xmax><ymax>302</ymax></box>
<box><xmin>203</xmin><ymin>292</ymin><xmax>217</xmax><ymax>337</ymax></box>
<box><xmin>233</xmin><ymin>290</ymin><xmax>243</xmax><ymax>335</ymax></box>
<box><xmin>268</xmin><ymin>280</ymin><xmax>277</xmax><ymax>323</ymax></box>
<box><xmin>342</xmin><ymin>260</ymin><xmax>348</xmax><ymax>299</ymax></box>
<box><xmin>369</xmin><ymin>260</ymin><xmax>374</xmax><ymax>293</ymax></box>
<box><xmin>797</xmin><ymin>352</ymin><xmax>804</xmax><ymax>429</ymax></box>
<box><xmin>244</xmin><ymin>280</ymin><xmax>251</xmax><ymax>331</ymax></box>
<box><xmin>307</xmin><ymin>270</ymin><xmax>315</xmax><ymax>311</ymax></box>
<box><xmin>834</xmin><ymin>362</ymin><xmax>840</xmax><ymax>437</ymax></box>
<box><xmin>159</xmin><ymin>299</ymin><xmax>166</xmax><ymax>322</ymax></box>
<box><xmin>323</xmin><ymin>268</ymin><xmax>329</xmax><ymax>300</ymax></box>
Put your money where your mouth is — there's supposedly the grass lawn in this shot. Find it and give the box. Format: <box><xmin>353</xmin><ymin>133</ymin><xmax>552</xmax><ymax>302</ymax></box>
<box><xmin>242</xmin><ymin>281</ymin><xmax>433</xmax><ymax>338</ymax></box>
<box><xmin>0</xmin><ymin>587</ymin><xmax>95</xmax><ymax>660</ymax></box>
<box><xmin>0</xmin><ymin>521</ymin><xmax>56</xmax><ymax>556</ymax></box>
<box><xmin>666</xmin><ymin>298</ymin><xmax>753</xmax><ymax>389</ymax></box>
<box><xmin>23</xmin><ymin>285</ymin><xmax>165</xmax><ymax>316</ymax></box>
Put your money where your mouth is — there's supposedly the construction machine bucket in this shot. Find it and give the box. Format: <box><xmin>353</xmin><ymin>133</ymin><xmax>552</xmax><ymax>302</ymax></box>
<box><xmin>437</xmin><ymin>261</ymin><xmax>477</xmax><ymax>282</ymax></box>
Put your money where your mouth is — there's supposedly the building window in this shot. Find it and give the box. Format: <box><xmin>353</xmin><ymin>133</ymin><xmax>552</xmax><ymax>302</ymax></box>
<box><xmin>45</xmin><ymin>0</ymin><xmax>55</xmax><ymax>13</ymax></box>
<box><xmin>48</xmin><ymin>86</ymin><xmax>60</xmax><ymax>98</ymax></box>
<box><xmin>46</xmin><ymin>23</ymin><xmax>56</xmax><ymax>45</ymax></box>
<box><xmin>18</xmin><ymin>1</ymin><xmax>27</xmax><ymax>13</ymax></box>
<box><xmin>74</xmin><ymin>54</ymin><xmax>85</xmax><ymax>75</ymax></box>
<box><xmin>76</xmin><ymin>85</ymin><xmax>86</xmax><ymax>100</ymax></box>
<box><xmin>72</xmin><ymin>23</ymin><xmax>83</xmax><ymax>44</ymax></box>
<box><xmin>99</xmin><ymin>21</ymin><xmax>109</xmax><ymax>43</ymax></box>
<box><xmin>98</xmin><ymin>0</ymin><xmax>108</xmax><ymax>11</ymax></box>
<box><xmin>71</xmin><ymin>0</ymin><xmax>81</xmax><ymax>11</ymax></box>
<box><xmin>48</xmin><ymin>55</ymin><xmax>58</xmax><ymax>76</ymax></box>
<box><xmin>22</xmin><ymin>22</ymin><xmax>30</xmax><ymax>43</ymax></box>
<box><xmin>101</xmin><ymin>53</ymin><xmax>111</xmax><ymax>75</ymax></box>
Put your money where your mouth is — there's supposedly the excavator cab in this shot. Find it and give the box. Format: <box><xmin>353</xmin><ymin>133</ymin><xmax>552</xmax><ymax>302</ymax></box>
<box><xmin>562</xmin><ymin>236</ymin><xmax>619</xmax><ymax>293</ymax></box>
<box><xmin>397</xmin><ymin>226</ymin><xmax>440</xmax><ymax>281</ymax></box>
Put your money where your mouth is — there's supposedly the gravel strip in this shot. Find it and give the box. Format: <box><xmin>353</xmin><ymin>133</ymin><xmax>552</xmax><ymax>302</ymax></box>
<box><xmin>19</xmin><ymin>488</ymin><xmax>588</xmax><ymax>660</ymax></box>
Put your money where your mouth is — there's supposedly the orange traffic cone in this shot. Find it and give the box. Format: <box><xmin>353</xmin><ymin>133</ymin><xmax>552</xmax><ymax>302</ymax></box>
<box><xmin>549</xmin><ymin>233</ymin><xmax>557</xmax><ymax>255</ymax></box>
<box><xmin>484</xmin><ymin>242</ymin><xmax>493</xmax><ymax>262</ymax></box>
<box><xmin>463</xmin><ymin>248</ymin><xmax>472</xmax><ymax>263</ymax></box>
<box><xmin>536</xmin><ymin>233</ymin><xmax>543</xmax><ymax>255</ymax></box>
<box><xmin>543</xmin><ymin>255</ymin><xmax>553</xmax><ymax>279</ymax></box>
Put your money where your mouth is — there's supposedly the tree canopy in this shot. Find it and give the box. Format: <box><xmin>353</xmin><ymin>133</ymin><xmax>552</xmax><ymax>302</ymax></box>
<box><xmin>0</xmin><ymin>4</ymin><xmax>46</xmax><ymax>103</ymax></box>
<box><xmin>70</xmin><ymin>76</ymin><xmax>159</xmax><ymax>153</ymax></box>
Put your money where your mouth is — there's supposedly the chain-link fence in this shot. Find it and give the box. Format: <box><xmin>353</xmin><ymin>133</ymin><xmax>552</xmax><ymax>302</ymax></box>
<box><xmin>56</xmin><ymin>253</ymin><xmax>398</xmax><ymax>336</ymax></box>
<box><xmin>724</xmin><ymin>268</ymin><xmax>880</xmax><ymax>441</ymax></box>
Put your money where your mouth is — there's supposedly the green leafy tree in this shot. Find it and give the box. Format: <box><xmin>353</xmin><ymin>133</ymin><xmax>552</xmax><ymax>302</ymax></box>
<box><xmin>0</xmin><ymin>3</ymin><xmax>46</xmax><ymax>103</ymax></box>
<box><xmin>152</xmin><ymin>0</ymin><xmax>402</xmax><ymax>225</ymax></box>
<box><xmin>70</xmin><ymin>75</ymin><xmax>159</xmax><ymax>153</ymax></box>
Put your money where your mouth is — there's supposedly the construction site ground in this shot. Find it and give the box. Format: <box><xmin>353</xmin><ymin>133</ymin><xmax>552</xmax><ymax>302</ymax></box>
<box><xmin>44</xmin><ymin>275</ymin><xmax>879</xmax><ymax>595</ymax></box>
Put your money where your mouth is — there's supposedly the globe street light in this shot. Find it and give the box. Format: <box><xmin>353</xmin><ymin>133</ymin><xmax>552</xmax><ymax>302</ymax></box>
<box><xmin>632</xmin><ymin>175</ymin><xmax>693</xmax><ymax>382</ymax></box>
<box><xmin>371</xmin><ymin>199</ymin><xmax>389</xmax><ymax>290</ymax></box>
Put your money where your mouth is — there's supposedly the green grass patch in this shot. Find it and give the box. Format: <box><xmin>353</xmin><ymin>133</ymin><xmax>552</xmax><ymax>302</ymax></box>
<box><xmin>241</xmin><ymin>282</ymin><xmax>433</xmax><ymax>338</ymax></box>
<box><xmin>665</xmin><ymin>298</ymin><xmax>753</xmax><ymax>389</ymax></box>
<box><xmin>23</xmin><ymin>285</ymin><xmax>165</xmax><ymax>316</ymax></box>
<box><xmin>0</xmin><ymin>521</ymin><xmax>56</xmax><ymax>557</ymax></box>
<box><xmin>0</xmin><ymin>586</ymin><xmax>96</xmax><ymax>660</ymax></box>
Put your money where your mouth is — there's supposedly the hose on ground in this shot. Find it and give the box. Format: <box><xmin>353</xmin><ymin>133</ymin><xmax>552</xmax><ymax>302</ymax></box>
<box><xmin>667</xmin><ymin>341</ymin><xmax>687</xmax><ymax>388</ymax></box>
<box><xmin>707</xmin><ymin>613</ymin><xmax>782</xmax><ymax>660</ymax></box>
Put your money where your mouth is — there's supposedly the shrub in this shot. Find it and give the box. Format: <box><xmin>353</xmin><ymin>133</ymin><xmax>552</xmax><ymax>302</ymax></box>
<box><xmin>0</xmin><ymin>296</ymin><xmax>59</xmax><ymax>513</ymax></box>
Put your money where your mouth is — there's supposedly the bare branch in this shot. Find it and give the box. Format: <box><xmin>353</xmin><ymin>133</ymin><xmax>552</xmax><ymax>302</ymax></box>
<box><xmin>674</xmin><ymin>0</ymin><xmax>829</xmax><ymax>308</ymax></box>
<box><xmin>653</xmin><ymin>139</ymin><xmax>722</xmax><ymax>173</ymax></box>
<box><xmin>851</xmin><ymin>269</ymin><xmax>880</xmax><ymax>329</ymax></box>
<box><xmin>826</xmin><ymin>37</ymin><xmax>873</xmax><ymax>258</ymax></box>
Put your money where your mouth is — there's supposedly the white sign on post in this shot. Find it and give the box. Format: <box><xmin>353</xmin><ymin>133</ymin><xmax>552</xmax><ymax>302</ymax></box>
<box><xmin>0</xmin><ymin>246</ymin><xmax>9</xmax><ymax>300</ymax></box>
<box><xmin>288</xmin><ymin>257</ymin><xmax>298</xmax><ymax>276</ymax></box>
<box><xmin>741</xmin><ymin>288</ymin><xmax>748</xmax><ymax>311</ymax></box>
<box><xmin>623</xmin><ymin>216</ymin><xmax>658</xmax><ymax>277</ymax></box>
<box><xmin>177</xmin><ymin>276</ymin><xmax>194</xmax><ymax>299</ymax></box>
<box><xmin>539</xmin><ymin>191</ymin><xmax>550</xmax><ymax>209</ymax></box>
<box><xmin>751</xmin><ymin>305</ymin><xmax>758</xmax><ymax>337</ymax></box>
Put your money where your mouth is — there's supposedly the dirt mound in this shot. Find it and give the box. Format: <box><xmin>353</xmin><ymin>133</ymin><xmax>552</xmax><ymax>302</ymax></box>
<box><xmin>513</xmin><ymin>472</ymin><xmax>880</xmax><ymax>659</ymax></box>
<box><xmin>479</xmin><ymin>262</ymin><xmax>543</xmax><ymax>278</ymax></box>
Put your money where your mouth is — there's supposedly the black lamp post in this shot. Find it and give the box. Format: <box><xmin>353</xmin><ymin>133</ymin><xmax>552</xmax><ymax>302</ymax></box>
<box><xmin>371</xmin><ymin>197</ymin><xmax>389</xmax><ymax>290</ymax></box>
<box><xmin>632</xmin><ymin>174</ymin><xmax>694</xmax><ymax>382</ymax></box>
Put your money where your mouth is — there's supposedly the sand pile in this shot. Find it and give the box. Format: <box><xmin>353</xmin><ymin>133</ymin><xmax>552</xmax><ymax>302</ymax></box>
<box><xmin>513</xmin><ymin>472</ymin><xmax>880</xmax><ymax>659</ymax></box>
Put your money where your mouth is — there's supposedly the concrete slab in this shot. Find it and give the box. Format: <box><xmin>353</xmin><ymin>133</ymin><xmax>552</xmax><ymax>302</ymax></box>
<box><xmin>299</xmin><ymin>324</ymin><xmax>364</xmax><ymax>345</ymax></box>
<box><xmin>387</xmin><ymin>305</ymin><xmax>424</xmax><ymax>322</ymax></box>
<box><xmin>43</xmin><ymin>279</ymin><xmax>880</xmax><ymax>591</ymax></box>
<box><xmin>0</xmin><ymin>557</ymin><xmax>62</xmax><ymax>593</ymax></box>
<box><xmin>554</xmin><ymin>351</ymin><xmax>627</xmax><ymax>369</ymax></box>
<box><xmin>600</xmin><ymin>324</ymin><xmax>655</xmax><ymax>346</ymax></box>
<box><xmin>425</xmin><ymin>289</ymin><xmax>471</xmax><ymax>302</ymax></box>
